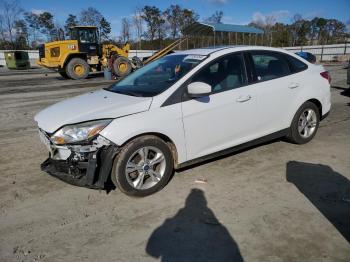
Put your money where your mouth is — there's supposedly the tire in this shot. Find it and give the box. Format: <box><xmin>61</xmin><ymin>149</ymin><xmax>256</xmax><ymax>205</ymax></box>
<box><xmin>66</xmin><ymin>58</ymin><xmax>89</xmax><ymax>80</ymax></box>
<box><xmin>287</xmin><ymin>101</ymin><xmax>320</xmax><ymax>144</ymax></box>
<box><xmin>58</xmin><ymin>70</ymin><xmax>70</xmax><ymax>79</ymax></box>
<box><xmin>112</xmin><ymin>56</ymin><xmax>132</xmax><ymax>77</ymax></box>
<box><xmin>111</xmin><ymin>135</ymin><xmax>174</xmax><ymax>197</ymax></box>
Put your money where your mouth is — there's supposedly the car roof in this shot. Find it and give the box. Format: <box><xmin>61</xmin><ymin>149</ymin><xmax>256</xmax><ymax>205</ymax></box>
<box><xmin>171</xmin><ymin>45</ymin><xmax>296</xmax><ymax>57</ymax></box>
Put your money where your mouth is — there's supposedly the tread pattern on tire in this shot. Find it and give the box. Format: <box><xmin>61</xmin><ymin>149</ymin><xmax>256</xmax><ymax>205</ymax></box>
<box><xmin>112</xmin><ymin>56</ymin><xmax>132</xmax><ymax>77</ymax></box>
<box><xmin>66</xmin><ymin>58</ymin><xmax>89</xmax><ymax>80</ymax></box>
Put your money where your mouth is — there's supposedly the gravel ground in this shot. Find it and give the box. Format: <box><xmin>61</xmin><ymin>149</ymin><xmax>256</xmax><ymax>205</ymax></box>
<box><xmin>0</xmin><ymin>65</ymin><xmax>349</xmax><ymax>262</ymax></box>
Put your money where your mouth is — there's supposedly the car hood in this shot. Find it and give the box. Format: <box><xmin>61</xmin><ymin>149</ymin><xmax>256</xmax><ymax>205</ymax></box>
<box><xmin>34</xmin><ymin>89</ymin><xmax>152</xmax><ymax>133</ymax></box>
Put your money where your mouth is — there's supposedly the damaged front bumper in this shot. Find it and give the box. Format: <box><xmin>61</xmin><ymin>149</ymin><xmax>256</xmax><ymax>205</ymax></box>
<box><xmin>38</xmin><ymin>130</ymin><xmax>119</xmax><ymax>189</ymax></box>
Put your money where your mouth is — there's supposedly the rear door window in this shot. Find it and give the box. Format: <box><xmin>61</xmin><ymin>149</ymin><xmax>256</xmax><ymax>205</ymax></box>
<box><xmin>251</xmin><ymin>51</ymin><xmax>290</xmax><ymax>81</ymax></box>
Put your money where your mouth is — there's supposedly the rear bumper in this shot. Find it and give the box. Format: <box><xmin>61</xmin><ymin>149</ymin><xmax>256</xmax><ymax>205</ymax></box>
<box><xmin>41</xmin><ymin>145</ymin><xmax>119</xmax><ymax>189</ymax></box>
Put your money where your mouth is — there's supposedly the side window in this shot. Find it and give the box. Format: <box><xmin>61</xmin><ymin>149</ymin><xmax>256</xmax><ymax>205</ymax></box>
<box><xmin>191</xmin><ymin>53</ymin><xmax>247</xmax><ymax>94</ymax></box>
<box><xmin>251</xmin><ymin>52</ymin><xmax>290</xmax><ymax>81</ymax></box>
<box><xmin>285</xmin><ymin>54</ymin><xmax>308</xmax><ymax>73</ymax></box>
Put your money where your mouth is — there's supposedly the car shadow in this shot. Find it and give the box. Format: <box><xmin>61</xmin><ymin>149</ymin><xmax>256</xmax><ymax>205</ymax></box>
<box><xmin>331</xmin><ymin>86</ymin><xmax>350</xmax><ymax>97</ymax></box>
<box><xmin>146</xmin><ymin>188</ymin><xmax>244</xmax><ymax>262</ymax></box>
<box><xmin>286</xmin><ymin>161</ymin><xmax>350</xmax><ymax>242</ymax></box>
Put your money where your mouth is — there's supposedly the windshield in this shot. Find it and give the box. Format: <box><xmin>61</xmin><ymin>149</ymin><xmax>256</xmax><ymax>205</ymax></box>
<box><xmin>70</xmin><ymin>28</ymin><xmax>97</xmax><ymax>43</ymax></box>
<box><xmin>106</xmin><ymin>54</ymin><xmax>207</xmax><ymax>97</ymax></box>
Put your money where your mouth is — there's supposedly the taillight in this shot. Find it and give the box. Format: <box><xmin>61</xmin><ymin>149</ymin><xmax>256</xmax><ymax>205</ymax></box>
<box><xmin>320</xmin><ymin>71</ymin><xmax>331</xmax><ymax>84</ymax></box>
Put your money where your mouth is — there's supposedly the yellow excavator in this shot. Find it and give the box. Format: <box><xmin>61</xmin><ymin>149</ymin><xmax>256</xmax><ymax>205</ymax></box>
<box><xmin>37</xmin><ymin>26</ymin><xmax>187</xmax><ymax>80</ymax></box>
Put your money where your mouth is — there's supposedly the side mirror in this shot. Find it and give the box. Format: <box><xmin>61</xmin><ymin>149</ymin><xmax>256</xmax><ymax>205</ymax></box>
<box><xmin>187</xmin><ymin>82</ymin><xmax>212</xmax><ymax>98</ymax></box>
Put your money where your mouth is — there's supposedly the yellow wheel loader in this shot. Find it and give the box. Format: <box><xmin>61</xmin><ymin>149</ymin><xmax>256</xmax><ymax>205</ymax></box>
<box><xmin>37</xmin><ymin>25</ymin><xmax>188</xmax><ymax>80</ymax></box>
<box><xmin>37</xmin><ymin>26</ymin><xmax>135</xmax><ymax>79</ymax></box>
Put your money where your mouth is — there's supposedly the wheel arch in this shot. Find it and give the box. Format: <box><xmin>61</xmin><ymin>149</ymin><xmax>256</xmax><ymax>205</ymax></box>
<box><xmin>289</xmin><ymin>98</ymin><xmax>323</xmax><ymax>127</ymax></box>
<box><xmin>63</xmin><ymin>53</ymin><xmax>88</xmax><ymax>68</ymax></box>
<box><xmin>307</xmin><ymin>98</ymin><xmax>322</xmax><ymax>118</ymax></box>
<box><xmin>118</xmin><ymin>132</ymin><xmax>179</xmax><ymax>168</ymax></box>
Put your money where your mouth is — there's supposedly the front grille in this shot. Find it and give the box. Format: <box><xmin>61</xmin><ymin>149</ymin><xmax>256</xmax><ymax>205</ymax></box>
<box><xmin>38</xmin><ymin>44</ymin><xmax>45</xmax><ymax>59</ymax></box>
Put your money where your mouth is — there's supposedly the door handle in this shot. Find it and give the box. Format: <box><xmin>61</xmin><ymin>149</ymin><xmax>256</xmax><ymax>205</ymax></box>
<box><xmin>236</xmin><ymin>95</ymin><xmax>251</xmax><ymax>102</ymax></box>
<box><xmin>288</xmin><ymin>83</ymin><xmax>300</xmax><ymax>89</ymax></box>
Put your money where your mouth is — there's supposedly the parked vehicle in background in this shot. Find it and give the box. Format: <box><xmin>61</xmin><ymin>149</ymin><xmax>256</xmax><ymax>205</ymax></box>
<box><xmin>296</xmin><ymin>51</ymin><xmax>317</xmax><ymax>64</ymax></box>
<box><xmin>34</xmin><ymin>46</ymin><xmax>331</xmax><ymax>197</ymax></box>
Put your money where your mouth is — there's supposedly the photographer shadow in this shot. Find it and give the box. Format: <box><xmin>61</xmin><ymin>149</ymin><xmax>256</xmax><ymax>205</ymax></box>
<box><xmin>146</xmin><ymin>189</ymin><xmax>244</xmax><ymax>262</ymax></box>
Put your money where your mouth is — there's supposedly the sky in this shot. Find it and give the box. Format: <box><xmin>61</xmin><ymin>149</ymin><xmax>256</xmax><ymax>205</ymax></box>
<box><xmin>21</xmin><ymin>0</ymin><xmax>350</xmax><ymax>36</ymax></box>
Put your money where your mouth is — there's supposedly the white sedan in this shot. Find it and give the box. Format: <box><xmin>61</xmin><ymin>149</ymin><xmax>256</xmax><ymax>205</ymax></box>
<box><xmin>35</xmin><ymin>46</ymin><xmax>331</xmax><ymax>196</ymax></box>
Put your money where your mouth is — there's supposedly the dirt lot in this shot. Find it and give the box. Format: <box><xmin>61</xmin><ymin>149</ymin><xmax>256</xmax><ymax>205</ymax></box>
<box><xmin>0</xmin><ymin>65</ymin><xmax>349</xmax><ymax>262</ymax></box>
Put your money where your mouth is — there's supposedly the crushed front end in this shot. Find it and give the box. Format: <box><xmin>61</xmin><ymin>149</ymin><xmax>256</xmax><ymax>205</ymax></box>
<box><xmin>38</xmin><ymin>129</ymin><xmax>119</xmax><ymax>189</ymax></box>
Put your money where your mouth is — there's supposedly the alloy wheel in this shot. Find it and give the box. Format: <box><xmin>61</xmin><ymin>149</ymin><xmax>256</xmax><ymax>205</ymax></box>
<box><xmin>125</xmin><ymin>146</ymin><xmax>166</xmax><ymax>190</ymax></box>
<box><xmin>298</xmin><ymin>108</ymin><xmax>317</xmax><ymax>138</ymax></box>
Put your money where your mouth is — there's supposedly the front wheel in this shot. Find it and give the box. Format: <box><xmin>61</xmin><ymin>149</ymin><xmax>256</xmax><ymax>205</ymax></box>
<box><xmin>111</xmin><ymin>136</ymin><xmax>174</xmax><ymax>197</ymax></box>
<box><xmin>66</xmin><ymin>58</ymin><xmax>89</xmax><ymax>80</ymax></box>
<box><xmin>287</xmin><ymin>101</ymin><xmax>320</xmax><ymax>144</ymax></box>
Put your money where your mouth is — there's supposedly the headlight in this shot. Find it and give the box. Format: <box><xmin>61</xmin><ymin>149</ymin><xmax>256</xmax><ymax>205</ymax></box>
<box><xmin>51</xmin><ymin>119</ymin><xmax>112</xmax><ymax>145</ymax></box>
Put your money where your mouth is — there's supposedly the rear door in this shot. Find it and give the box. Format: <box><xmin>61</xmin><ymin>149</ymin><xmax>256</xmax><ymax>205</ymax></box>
<box><xmin>246</xmin><ymin>50</ymin><xmax>299</xmax><ymax>134</ymax></box>
<box><xmin>181</xmin><ymin>52</ymin><xmax>261</xmax><ymax>160</ymax></box>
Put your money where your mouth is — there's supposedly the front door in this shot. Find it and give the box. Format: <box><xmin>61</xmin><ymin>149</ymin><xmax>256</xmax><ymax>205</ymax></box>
<box><xmin>181</xmin><ymin>53</ymin><xmax>261</xmax><ymax>160</ymax></box>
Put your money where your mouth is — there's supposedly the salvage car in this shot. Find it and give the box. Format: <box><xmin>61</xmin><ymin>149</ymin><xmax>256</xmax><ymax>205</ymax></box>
<box><xmin>35</xmin><ymin>46</ymin><xmax>331</xmax><ymax>196</ymax></box>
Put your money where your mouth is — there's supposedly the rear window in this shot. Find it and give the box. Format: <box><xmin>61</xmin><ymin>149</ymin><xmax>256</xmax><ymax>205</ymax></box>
<box><xmin>285</xmin><ymin>54</ymin><xmax>308</xmax><ymax>73</ymax></box>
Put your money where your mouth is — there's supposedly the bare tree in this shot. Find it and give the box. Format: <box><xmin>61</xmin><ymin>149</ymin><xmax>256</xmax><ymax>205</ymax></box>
<box><xmin>0</xmin><ymin>0</ymin><xmax>23</xmax><ymax>45</ymax></box>
<box><xmin>121</xmin><ymin>17</ymin><xmax>131</xmax><ymax>43</ymax></box>
<box><xmin>290</xmin><ymin>14</ymin><xmax>303</xmax><ymax>46</ymax></box>
<box><xmin>133</xmin><ymin>7</ymin><xmax>143</xmax><ymax>49</ymax></box>
<box><xmin>265</xmin><ymin>15</ymin><xmax>276</xmax><ymax>46</ymax></box>
<box><xmin>79</xmin><ymin>7</ymin><xmax>102</xmax><ymax>27</ymax></box>
<box><xmin>14</xmin><ymin>19</ymin><xmax>28</xmax><ymax>47</ymax></box>
<box><xmin>0</xmin><ymin>15</ymin><xmax>5</xmax><ymax>40</ymax></box>
<box><xmin>24</xmin><ymin>11</ymin><xmax>40</xmax><ymax>43</ymax></box>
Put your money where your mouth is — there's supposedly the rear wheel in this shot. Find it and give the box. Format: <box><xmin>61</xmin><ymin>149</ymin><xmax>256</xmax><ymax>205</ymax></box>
<box><xmin>287</xmin><ymin>101</ymin><xmax>320</xmax><ymax>144</ymax></box>
<box><xmin>111</xmin><ymin>136</ymin><xmax>174</xmax><ymax>197</ymax></box>
<box><xmin>112</xmin><ymin>56</ymin><xmax>132</xmax><ymax>77</ymax></box>
<box><xmin>66</xmin><ymin>58</ymin><xmax>89</xmax><ymax>80</ymax></box>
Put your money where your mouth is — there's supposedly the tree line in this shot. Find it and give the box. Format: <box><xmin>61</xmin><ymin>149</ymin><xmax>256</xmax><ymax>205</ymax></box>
<box><xmin>0</xmin><ymin>0</ymin><xmax>348</xmax><ymax>50</ymax></box>
<box><xmin>0</xmin><ymin>0</ymin><xmax>112</xmax><ymax>49</ymax></box>
<box><xmin>249</xmin><ymin>14</ymin><xmax>348</xmax><ymax>47</ymax></box>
